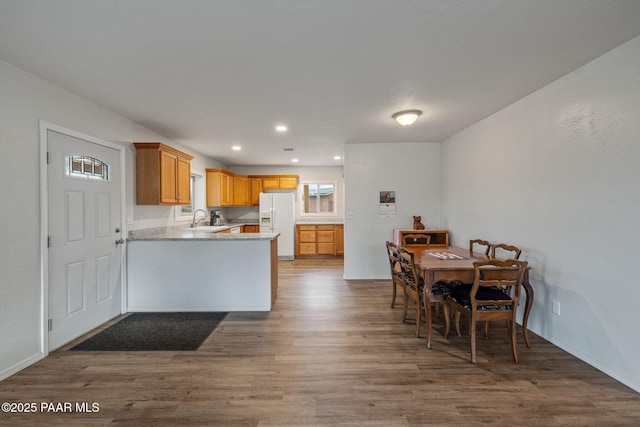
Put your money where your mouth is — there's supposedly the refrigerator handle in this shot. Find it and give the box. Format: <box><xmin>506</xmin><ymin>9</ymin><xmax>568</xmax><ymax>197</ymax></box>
<box><xmin>271</xmin><ymin>207</ymin><xmax>275</xmax><ymax>230</ymax></box>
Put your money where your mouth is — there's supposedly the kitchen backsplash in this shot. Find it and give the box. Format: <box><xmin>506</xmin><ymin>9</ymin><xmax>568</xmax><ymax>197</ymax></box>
<box><xmin>217</xmin><ymin>206</ymin><xmax>344</xmax><ymax>225</ymax></box>
<box><xmin>128</xmin><ymin>225</ymin><xmax>178</xmax><ymax>238</ymax></box>
<box><xmin>296</xmin><ymin>217</ymin><xmax>344</xmax><ymax>223</ymax></box>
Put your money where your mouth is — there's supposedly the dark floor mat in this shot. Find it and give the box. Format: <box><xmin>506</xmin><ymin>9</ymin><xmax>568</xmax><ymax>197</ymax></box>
<box><xmin>69</xmin><ymin>312</ymin><xmax>227</xmax><ymax>351</ymax></box>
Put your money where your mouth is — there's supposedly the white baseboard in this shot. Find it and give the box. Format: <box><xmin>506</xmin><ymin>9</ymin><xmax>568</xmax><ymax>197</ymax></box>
<box><xmin>530</xmin><ymin>327</ymin><xmax>640</xmax><ymax>394</ymax></box>
<box><xmin>0</xmin><ymin>352</ymin><xmax>45</xmax><ymax>382</ymax></box>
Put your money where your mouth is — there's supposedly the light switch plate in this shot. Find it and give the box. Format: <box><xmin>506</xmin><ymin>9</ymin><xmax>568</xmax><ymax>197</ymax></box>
<box><xmin>552</xmin><ymin>300</ymin><xmax>561</xmax><ymax>316</ymax></box>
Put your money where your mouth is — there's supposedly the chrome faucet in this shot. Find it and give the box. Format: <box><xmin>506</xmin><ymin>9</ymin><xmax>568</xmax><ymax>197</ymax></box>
<box><xmin>192</xmin><ymin>209</ymin><xmax>208</xmax><ymax>228</ymax></box>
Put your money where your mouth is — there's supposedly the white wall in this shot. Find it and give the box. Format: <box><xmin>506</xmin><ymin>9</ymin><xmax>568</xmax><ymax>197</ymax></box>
<box><xmin>441</xmin><ymin>36</ymin><xmax>640</xmax><ymax>392</ymax></box>
<box><xmin>343</xmin><ymin>142</ymin><xmax>441</xmax><ymax>279</ymax></box>
<box><xmin>0</xmin><ymin>60</ymin><xmax>220</xmax><ymax>380</ymax></box>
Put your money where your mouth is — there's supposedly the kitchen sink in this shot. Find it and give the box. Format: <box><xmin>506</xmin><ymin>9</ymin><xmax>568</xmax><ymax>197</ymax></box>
<box><xmin>189</xmin><ymin>225</ymin><xmax>228</xmax><ymax>232</ymax></box>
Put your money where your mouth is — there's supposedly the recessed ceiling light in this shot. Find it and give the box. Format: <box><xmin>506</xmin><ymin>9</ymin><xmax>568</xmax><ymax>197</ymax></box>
<box><xmin>232</xmin><ymin>145</ymin><xmax>242</xmax><ymax>151</ymax></box>
<box><xmin>276</xmin><ymin>125</ymin><xmax>288</xmax><ymax>132</ymax></box>
<box><xmin>333</xmin><ymin>156</ymin><xmax>341</xmax><ymax>160</ymax></box>
<box><xmin>291</xmin><ymin>158</ymin><xmax>299</xmax><ymax>163</ymax></box>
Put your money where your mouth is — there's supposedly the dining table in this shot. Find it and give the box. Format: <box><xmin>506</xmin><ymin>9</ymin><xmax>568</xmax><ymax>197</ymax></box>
<box><xmin>414</xmin><ymin>246</ymin><xmax>534</xmax><ymax>349</ymax></box>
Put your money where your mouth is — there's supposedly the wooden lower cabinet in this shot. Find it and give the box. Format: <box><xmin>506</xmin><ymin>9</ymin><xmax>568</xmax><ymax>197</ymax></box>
<box><xmin>317</xmin><ymin>225</ymin><xmax>335</xmax><ymax>255</ymax></box>
<box><xmin>297</xmin><ymin>225</ymin><xmax>317</xmax><ymax>256</ymax></box>
<box><xmin>242</xmin><ymin>224</ymin><xmax>259</xmax><ymax>233</ymax></box>
<box><xmin>296</xmin><ymin>224</ymin><xmax>344</xmax><ymax>256</ymax></box>
<box><xmin>336</xmin><ymin>224</ymin><xmax>344</xmax><ymax>255</ymax></box>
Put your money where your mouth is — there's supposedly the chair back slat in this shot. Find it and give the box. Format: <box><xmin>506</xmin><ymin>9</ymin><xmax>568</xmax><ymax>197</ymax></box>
<box><xmin>385</xmin><ymin>241</ymin><xmax>403</xmax><ymax>279</ymax></box>
<box><xmin>470</xmin><ymin>260</ymin><xmax>528</xmax><ymax>308</ymax></box>
<box><xmin>469</xmin><ymin>239</ymin><xmax>491</xmax><ymax>257</ymax></box>
<box><xmin>398</xmin><ymin>246</ymin><xmax>421</xmax><ymax>291</ymax></box>
<box><xmin>490</xmin><ymin>243</ymin><xmax>521</xmax><ymax>260</ymax></box>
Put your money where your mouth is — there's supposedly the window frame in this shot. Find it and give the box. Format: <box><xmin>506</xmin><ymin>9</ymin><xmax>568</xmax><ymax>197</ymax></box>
<box><xmin>64</xmin><ymin>155</ymin><xmax>110</xmax><ymax>181</ymax></box>
<box><xmin>299</xmin><ymin>181</ymin><xmax>337</xmax><ymax>217</ymax></box>
<box><xmin>174</xmin><ymin>170</ymin><xmax>205</xmax><ymax>222</ymax></box>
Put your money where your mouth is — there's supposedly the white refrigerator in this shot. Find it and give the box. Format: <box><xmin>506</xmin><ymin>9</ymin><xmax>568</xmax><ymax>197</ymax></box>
<box><xmin>259</xmin><ymin>192</ymin><xmax>296</xmax><ymax>260</ymax></box>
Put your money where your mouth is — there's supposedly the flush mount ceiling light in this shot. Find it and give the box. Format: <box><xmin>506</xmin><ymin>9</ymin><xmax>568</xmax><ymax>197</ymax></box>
<box><xmin>231</xmin><ymin>145</ymin><xmax>242</xmax><ymax>151</ymax></box>
<box><xmin>275</xmin><ymin>125</ymin><xmax>288</xmax><ymax>132</ymax></box>
<box><xmin>392</xmin><ymin>109</ymin><xmax>422</xmax><ymax>126</ymax></box>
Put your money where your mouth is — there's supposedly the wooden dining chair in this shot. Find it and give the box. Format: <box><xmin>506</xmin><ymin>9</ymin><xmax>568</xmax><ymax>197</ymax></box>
<box><xmin>385</xmin><ymin>241</ymin><xmax>404</xmax><ymax>308</ymax></box>
<box><xmin>480</xmin><ymin>243</ymin><xmax>522</xmax><ymax>340</ymax></box>
<box><xmin>401</xmin><ymin>233</ymin><xmax>431</xmax><ymax>247</ymax></box>
<box><xmin>469</xmin><ymin>239</ymin><xmax>491</xmax><ymax>257</ymax></box>
<box><xmin>398</xmin><ymin>247</ymin><xmax>450</xmax><ymax>337</ymax></box>
<box><xmin>444</xmin><ymin>259</ymin><xmax>528</xmax><ymax>363</ymax></box>
<box><xmin>490</xmin><ymin>243</ymin><xmax>521</xmax><ymax>260</ymax></box>
<box><xmin>397</xmin><ymin>247</ymin><xmax>425</xmax><ymax>336</ymax></box>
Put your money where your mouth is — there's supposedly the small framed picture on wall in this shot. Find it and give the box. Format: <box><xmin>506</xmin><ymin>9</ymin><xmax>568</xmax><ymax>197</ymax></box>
<box><xmin>379</xmin><ymin>190</ymin><xmax>396</xmax><ymax>217</ymax></box>
<box><xmin>379</xmin><ymin>191</ymin><xmax>395</xmax><ymax>204</ymax></box>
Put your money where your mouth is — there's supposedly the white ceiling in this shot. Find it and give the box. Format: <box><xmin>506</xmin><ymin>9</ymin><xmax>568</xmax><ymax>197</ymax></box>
<box><xmin>2</xmin><ymin>0</ymin><xmax>640</xmax><ymax>166</ymax></box>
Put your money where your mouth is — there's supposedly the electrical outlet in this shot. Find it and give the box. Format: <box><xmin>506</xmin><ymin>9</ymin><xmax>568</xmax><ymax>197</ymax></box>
<box><xmin>552</xmin><ymin>300</ymin><xmax>561</xmax><ymax>316</ymax></box>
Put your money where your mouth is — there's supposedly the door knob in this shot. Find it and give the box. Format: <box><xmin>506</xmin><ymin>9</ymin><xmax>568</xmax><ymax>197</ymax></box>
<box><xmin>115</xmin><ymin>239</ymin><xmax>125</xmax><ymax>245</ymax></box>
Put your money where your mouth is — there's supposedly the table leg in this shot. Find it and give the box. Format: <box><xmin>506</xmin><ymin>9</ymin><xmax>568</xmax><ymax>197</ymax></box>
<box><xmin>423</xmin><ymin>284</ymin><xmax>433</xmax><ymax>349</ymax></box>
<box><xmin>421</xmin><ymin>270</ymin><xmax>434</xmax><ymax>349</ymax></box>
<box><xmin>521</xmin><ymin>276</ymin><xmax>534</xmax><ymax>349</ymax></box>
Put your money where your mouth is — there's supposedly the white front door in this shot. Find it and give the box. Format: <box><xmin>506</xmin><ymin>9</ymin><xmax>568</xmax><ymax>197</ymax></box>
<box><xmin>47</xmin><ymin>130</ymin><xmax>123</xmax><ymax>350</ymax></box>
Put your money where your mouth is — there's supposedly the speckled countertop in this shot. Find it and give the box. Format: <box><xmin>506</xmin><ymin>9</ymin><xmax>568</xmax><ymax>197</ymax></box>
<box><xmin>127</xmin><ymin>225</ymin><xmax>278</xmax><ymax>241</ymax></box>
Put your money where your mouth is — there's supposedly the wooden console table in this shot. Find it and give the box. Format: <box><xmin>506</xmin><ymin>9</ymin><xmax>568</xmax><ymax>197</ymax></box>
<box><xmin>393</xmin><ymin>229</ymin><xmax>449</xmax><ymax>250</ymax></box>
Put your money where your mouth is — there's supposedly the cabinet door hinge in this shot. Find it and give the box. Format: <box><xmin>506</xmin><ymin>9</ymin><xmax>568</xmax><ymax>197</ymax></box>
<box><xmin>47</xmin><ymin>151</ymin><xmax>51</xmax><ymax>164</ymax></box>
<box><xmin>47</xmin><ymin>236</ymin><xmax>51</xmax><ymax>248</ymax></box>
<box><xmin>48</xmin><ymin>319</ymin><xmax>53</xmax><ymax>331</ymax></box>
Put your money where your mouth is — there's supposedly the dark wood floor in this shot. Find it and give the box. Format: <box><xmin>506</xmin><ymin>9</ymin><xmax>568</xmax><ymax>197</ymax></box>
<box><xmin>1</xmin><ymin>258</ymin><xmax>639</xmax><ymax>426</ymax></box>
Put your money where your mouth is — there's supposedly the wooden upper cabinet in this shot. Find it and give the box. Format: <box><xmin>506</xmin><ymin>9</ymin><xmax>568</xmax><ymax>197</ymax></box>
<box><xmin>250</xmin><ymin>177</ymin><xmax>263</xmax><ymax>206</ymax></box>
<box><xmin>159</xmin><ymin>150</ymin><xmax>178</xmax><ymax>204</ymax></box>
<box><xmin>259</xmin><ymin>175</ymin><xmax>299</xmax><ymax>190</ymax></box>
<box><xmin>207</xmin><ymin>171</ymin><xmax>299</xmax><ymax>207</ymax></box>
<box><xmin>233</xmin><ymin>174</ymin><xmax>249</xmax><ymax>206</ymax></box>
<box><xmin>261</xmin><ymin>176</ymin><xmax>280</xmax><ymax>190</ymax></box>
<box><xmin>177</xmin><ymin>156</ymin><xmax>191</xmax><ymax>205</ymax></box>
<box><xmin>134</xmin><ymin>142</ymin><xmax>193</xmax><ymax>205</ymax></box>
<box><xmin>206</xmin><ymin>169</ymin><xmax>234</xmax><ymax>207</ymax></box>
<box><xmin>278</xmin><ymin>175</ymin><xmax>298</xmax><ymax>190</ymax></box>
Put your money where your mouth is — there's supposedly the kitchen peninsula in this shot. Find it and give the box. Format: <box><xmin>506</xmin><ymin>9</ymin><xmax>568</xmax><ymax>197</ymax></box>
<box><xmin>127</xmin><ymin>228</ymin><xmax>279</xmax><ymax>312</ymax></box>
